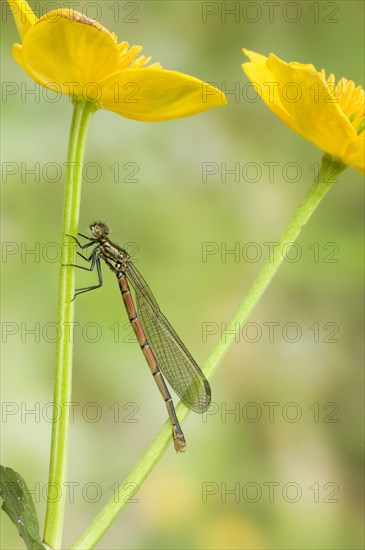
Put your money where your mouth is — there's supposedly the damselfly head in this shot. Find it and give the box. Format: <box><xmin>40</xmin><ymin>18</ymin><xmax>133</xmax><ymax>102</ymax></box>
<box><xmin>90</xmin><ymin>222</ymin><xmax>109</xmax><ymax>238</ymax></box>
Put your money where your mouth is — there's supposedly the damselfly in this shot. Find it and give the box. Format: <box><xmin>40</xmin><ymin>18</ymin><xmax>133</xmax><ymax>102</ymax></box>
<box><xmin>66</xmin><ymin>222</ymin><xmax>211</xmax><ymax>452</ymax></box>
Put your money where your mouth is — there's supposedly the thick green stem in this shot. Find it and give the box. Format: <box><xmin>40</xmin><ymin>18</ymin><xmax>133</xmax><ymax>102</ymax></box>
<box><xmin>70</xmin><ymin>154</ymin><xmax>346</xmax><ymax>549</ymax></box>
<box><xmin>43</xmin><ymin>100</ymin><xmax>95</xmax><ymax>549</ymax></box>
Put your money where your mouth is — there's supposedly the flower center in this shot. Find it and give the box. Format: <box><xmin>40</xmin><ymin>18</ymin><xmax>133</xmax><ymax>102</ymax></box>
<box><xmin>324</xmin><ymin>72</ymin><xmax>364</xmax><ymax>135</ymax></box>
<box><xmin>118</xmin><ymin>41</ymin><xmax>162</xmax><ymax>70</ymax></box>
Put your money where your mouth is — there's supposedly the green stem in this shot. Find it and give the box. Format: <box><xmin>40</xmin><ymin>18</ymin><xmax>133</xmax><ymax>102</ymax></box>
<box><xmin>43</xmin><ymin>100</ymin><xmax>95</xmax><ymax>549</ymax></box>
<box><xmin>70</xmin><ymin>154</ymin><xmax>346</xmax><ymax>550</ymax></box>
<box><xmin>204</xmin><ymin>154</ymin><xmax>347</xmax><ymax>379</ymax></box>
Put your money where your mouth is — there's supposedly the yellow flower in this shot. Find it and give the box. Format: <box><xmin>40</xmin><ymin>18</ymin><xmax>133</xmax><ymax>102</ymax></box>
<box><xmin>242</xmin><ymin>49</ymin><xmax>364</xmax><ymax>174</ymax></box>
<box><xmin>8</xmin><ymin>0</ymin><xmax>226</xmax><ymax>121</ymax></box>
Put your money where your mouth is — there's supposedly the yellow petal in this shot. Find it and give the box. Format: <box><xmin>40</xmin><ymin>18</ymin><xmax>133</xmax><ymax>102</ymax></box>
<box><xmin>7</xmin><ymin>0</ymin><xmax>37</xmax><ymax>39</ymax></box>
<box><xmin>242</xmin><ymin>49</ymin><xmax>363</xmax><ymax>171</ymax></box>
<box><xmin>99</xmin><ymin>69</ymin><xmax>226</xmax><ymax>121</ymax></box>
<box><xmin>12</xmin><ymin>43</ymin><xmax>44</xmax><ymax>87</ymax></box>
<box><xmin>20</xmin><ymin>10</ymin><xmax>120</xmax><ymax>98</ymax></box>
<box><xmin>267</xmin><ymin>53</ymin><xmax>356</xmax><ymax>159</ymax></box>
<box><xmin>242</xmin><ymin>49</ymin><xmax>298</xmax><ymax>134</ymax></box>
<box><xmin>343</xmin><ymin>133</ymin><xmax>365</xmax><ymax>174</ymax></box>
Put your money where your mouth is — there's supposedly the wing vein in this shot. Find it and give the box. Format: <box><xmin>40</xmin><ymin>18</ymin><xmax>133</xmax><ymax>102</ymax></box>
<box><xmin>126</xmin><ymin>261</ymin><xmax>211</xmax><ymax>413</ymax></box>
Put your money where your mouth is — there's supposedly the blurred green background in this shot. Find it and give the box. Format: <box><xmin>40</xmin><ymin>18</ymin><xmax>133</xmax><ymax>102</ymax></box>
<box><xmin>1</xmin><ymin>1</ymin><xmax>364</xmax><ymax>549</ymax></box>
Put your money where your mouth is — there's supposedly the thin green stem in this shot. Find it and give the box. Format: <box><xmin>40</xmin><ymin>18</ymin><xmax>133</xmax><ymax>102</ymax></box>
<box><xmin>70</xmin><ymin>154</ymin><xmax>346</xmax><ymax>550</ymax></box>
<box><xmin>204</xmin><ymin>154</ymin><xmax>347</xmax><ymax>379</ymax></box>
<box><xmin>43</xmin><ymin>100</ymin><xmax>95</xmax><ymax>549</ymax></box>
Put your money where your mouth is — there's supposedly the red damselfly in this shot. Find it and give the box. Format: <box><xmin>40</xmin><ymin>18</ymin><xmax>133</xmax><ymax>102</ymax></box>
<box><xmin>66</xmin><ymin>222</ymin><xmax>211</xmax><ymax>452</ymax></box>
